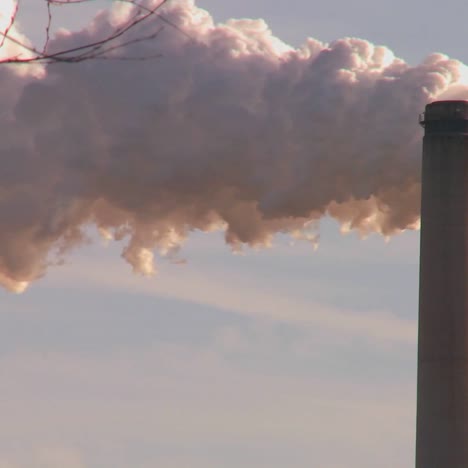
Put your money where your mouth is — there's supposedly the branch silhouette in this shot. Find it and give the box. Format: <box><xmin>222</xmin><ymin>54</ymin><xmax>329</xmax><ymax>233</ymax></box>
<box><xmin>0</xmin><ymin>0</ymin><xmax>171</xmax><ymax>64</ymax></box>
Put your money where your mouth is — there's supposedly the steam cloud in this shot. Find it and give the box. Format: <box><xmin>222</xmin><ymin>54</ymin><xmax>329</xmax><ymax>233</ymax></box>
<box><xmin>1</xmin><ymin>0</ymin><xmax>467</xmax><ymax>292</ymax></box>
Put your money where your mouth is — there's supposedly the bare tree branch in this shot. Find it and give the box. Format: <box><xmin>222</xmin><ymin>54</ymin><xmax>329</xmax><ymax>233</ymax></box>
<box><xmin>0</xmin><ymin>0</ymin><xmax>171</xmax><ymax>64</ymax></box>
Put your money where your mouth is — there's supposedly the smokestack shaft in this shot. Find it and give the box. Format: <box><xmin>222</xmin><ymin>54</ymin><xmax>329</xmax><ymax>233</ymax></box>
<box><xmin>416</xmin><ymin>100</ymin><xmax>468</xmax><ymax>467</ymax></box>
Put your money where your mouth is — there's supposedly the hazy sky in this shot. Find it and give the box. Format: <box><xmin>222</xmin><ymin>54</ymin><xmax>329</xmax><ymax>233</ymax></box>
<box><xmin>1</xmin><ymin>0</ymin><xmax>459</xmax><ymax>466</ymax></box>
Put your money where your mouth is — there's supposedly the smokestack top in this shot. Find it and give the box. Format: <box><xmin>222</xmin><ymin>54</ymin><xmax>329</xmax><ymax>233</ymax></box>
<box><xmin>420</xmin><ymin>100</ymin><xmax>468</xmax><ymax>134</ymax></box>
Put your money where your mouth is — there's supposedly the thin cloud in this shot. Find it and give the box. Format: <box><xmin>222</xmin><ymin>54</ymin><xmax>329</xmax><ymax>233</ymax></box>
<box><xmin>43</xmin><ymin>247</ymin><xmax>417</xmax><ymax>346</ymax></box>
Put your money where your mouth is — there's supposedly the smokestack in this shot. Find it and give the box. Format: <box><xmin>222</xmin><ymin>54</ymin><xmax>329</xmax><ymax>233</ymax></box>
<box><xmin>417</xmin><ymin>100</ymin><xmax>468</xmax><ymax>466</ymax></box>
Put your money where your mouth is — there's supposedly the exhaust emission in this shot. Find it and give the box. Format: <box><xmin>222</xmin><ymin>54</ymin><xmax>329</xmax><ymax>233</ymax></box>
<box><xmin>1</xmin><ymin>0</ymin><xmax>468</xmax><ymax>291</ymax></box>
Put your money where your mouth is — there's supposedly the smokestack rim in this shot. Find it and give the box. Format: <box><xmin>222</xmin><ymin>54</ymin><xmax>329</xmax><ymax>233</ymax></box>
<box><xmin>419</xmin><ymin>100</ymin><xmax>468</xmax><ymax>133</ymax></box>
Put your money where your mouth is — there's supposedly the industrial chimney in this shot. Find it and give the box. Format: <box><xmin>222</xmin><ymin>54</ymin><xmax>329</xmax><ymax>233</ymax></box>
<box><xmin>417</xmin><ymin>100</ymin><xmax>468</xmax><ymax>467</ymax></box>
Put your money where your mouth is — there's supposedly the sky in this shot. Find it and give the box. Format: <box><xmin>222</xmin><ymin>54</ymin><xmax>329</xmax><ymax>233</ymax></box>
<box><xmin>1</xmin><ymin>0</ymin><xmax>466</xmax><ymax>466</ymax></box>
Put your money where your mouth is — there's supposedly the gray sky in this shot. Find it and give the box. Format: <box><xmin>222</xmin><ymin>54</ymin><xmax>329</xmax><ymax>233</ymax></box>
<box><xmin>0</xmin><ymin>0</ymin><xmax>443</xmax><ymax>466</ymax></box>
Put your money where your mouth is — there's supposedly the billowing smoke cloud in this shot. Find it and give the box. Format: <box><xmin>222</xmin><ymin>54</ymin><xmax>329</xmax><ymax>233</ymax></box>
<box><xmin>1</xmin><ymin>0</ymin><xmax>467</xmax><ymax>292</ymax></box>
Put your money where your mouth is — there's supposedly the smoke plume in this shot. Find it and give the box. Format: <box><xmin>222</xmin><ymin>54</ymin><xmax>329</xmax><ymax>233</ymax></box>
<box><xmin>1</xmin><ymin>0</ymin><xmax>467</xmax><ymax>292</ymax></box>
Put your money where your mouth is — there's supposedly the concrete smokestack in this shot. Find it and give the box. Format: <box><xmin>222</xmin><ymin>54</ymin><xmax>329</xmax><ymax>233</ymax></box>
<box><xmin>417</xmin><ymin>100</ymin><xmax>468</xmax><ymax>467</ymax></box>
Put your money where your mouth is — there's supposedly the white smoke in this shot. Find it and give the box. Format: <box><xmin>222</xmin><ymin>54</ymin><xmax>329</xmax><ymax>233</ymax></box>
<box><xmin>0</xmin><ymin>0</ymin><xmax>467</xmax><ymax>292</ymax></box>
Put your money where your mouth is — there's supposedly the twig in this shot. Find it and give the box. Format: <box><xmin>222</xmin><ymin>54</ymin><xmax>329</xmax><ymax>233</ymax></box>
<box><xmin>43</xmin><ymin>0</ymin><xmax>53</xmax><ymax>54</ymax></box>
<box><xmin>0</xmin><ymin>0</ymin><xmax>174</xmax><ymax>64</ymax></box>
<box><xmin>0</xmin><ymin>0</ymin><xmax>20</xmax><ymax>48</ymax></box>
